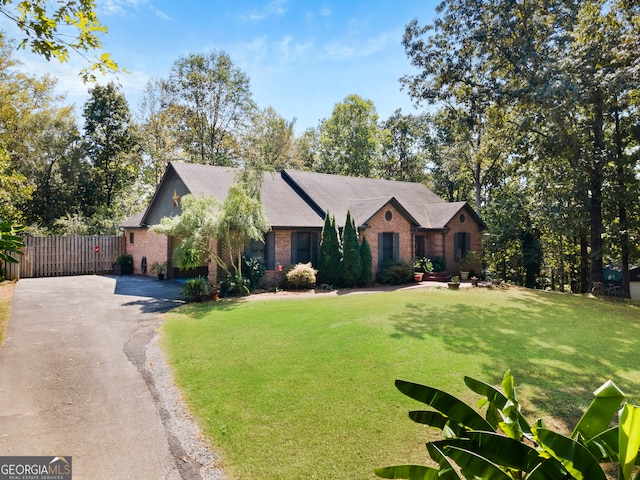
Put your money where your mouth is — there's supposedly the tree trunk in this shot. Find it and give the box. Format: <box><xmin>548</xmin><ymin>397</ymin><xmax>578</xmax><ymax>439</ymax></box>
<box><xmin>588</xmin><ymin>93</ymin><xmax>605</xmax><ymax>289</ymax></box>
<box><xmin>614</xmin><ymin>104</ymin><xmax>631</xmax><ymax>298</ymax></box>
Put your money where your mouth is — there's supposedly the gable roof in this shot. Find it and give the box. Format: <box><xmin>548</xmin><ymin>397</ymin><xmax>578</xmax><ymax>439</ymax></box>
<box><xmin>282</xmin><ymin>169</ymin><xmax>448</xmax><ymax>228</ymax></box>
<box><xmin>132</xmin><ymin>162</ymin><xmax>484</xmax><ymax>231</ymax></box>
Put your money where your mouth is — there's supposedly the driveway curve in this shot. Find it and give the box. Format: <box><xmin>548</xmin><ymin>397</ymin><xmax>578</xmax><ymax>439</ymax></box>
<box><xmin>0</xmin><ymin>275</ymin><xmax>220</xmax><ymax>480</ymax></box>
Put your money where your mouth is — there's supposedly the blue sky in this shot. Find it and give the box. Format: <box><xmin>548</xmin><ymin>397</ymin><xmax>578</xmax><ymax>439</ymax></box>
<box><xmin>2</xmin><ymin>0</ymin><xmax>438</xmax><ymax>132</ymax></box>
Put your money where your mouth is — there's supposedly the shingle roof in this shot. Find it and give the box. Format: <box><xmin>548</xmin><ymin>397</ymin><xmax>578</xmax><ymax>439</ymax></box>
<box><xmin>133</xmin><ymin>162</ymin><xmax>482</xmax><ymax>231</ymax></box>
<box><xmin>281</xmin><ymin>169</ymin><xmax>446</xmax><ymax>227</ymax></box>
<box><xmin>170</xmin><ymin>162</ymin><xmax>324</xmax><ymax>228</ymax></box>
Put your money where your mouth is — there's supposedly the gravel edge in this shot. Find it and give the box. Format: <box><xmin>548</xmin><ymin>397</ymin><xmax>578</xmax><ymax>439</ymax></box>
<box><xmin>145</xmin><ymin>333</ymin><xmax>226</xmax><ymax>480</ymax></box>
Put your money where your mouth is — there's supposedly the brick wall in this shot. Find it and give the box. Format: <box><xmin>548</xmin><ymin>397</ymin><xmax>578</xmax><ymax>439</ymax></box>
<box><xmin>443</xmin><ymin>208</ymin><xmax>483</xmax><ymax>275</ymax></box>
<box><xmin>124</xmin><ymin>227</ymin><xmax>169</xmax><ymax>276</ymax></box>
<box><xmin>363</xmin><ymin>203</ymin><xmax>414</xmax><ymax>278</ymax></box>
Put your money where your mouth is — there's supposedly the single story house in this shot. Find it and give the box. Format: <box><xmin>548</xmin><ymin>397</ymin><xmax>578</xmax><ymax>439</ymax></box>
<box><xmin>121</xmin><ymin>162</ymin><xmax>486</xmax><ymax>286</ymax></box>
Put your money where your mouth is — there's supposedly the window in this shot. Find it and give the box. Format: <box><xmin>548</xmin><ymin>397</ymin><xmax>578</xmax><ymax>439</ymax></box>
<box><xmin>245</xmin><ymin>233</ymin><xmax>275</xmax><ymax>270</ymax></box>
<box><xmin>129</xmin><ymin>232</ymin><xmax>134</xmax><ymax>244</ymax></box>
<box><xmin>385</xmin><ymin>210</ymin><xmax>393</xmax><ymax>221</ymax></box>
<box><xmin>378</xmin><ymin>232</ymin><xmax>400</xmax><ymax>266</ymax></box>
<box><xmin>454</xmin><ymin>232</ymin><xmax>471</xmax><ymax>262</ymax></box>
<box><xmin>415</xmin><ymin>235</ymin><xmax>426</xmax><ymax>258</ymax></box>
<box><xmin>291</xmin><ymin>232</ymin><xmax>318</xmax><ymax>265</ymax></box>
<box><xmin>459</xmin><ymin>213</ymin><xmax>466</xmax><ymax>223</ymax></box>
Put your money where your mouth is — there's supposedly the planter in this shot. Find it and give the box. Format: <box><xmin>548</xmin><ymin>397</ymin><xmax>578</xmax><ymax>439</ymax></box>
<box><xmin>423</xmin><ymin>272</ymin><xmax>450</xmax><ymax>282</ymax></box>
<box><xmin>414</xmin><ymin>272</ymin><xmax>424</xmax><ymax>282</ymax></box>
<box><xmin>157</xmin><ymin>273</ymin><xmax>165</xmax><ymax>280</ymax></box>
<box><xmin>448</xmin><ymin>282</ymin><xmax>460</xmax><ymax>290</ymax></box>
<box><xmin>113</xmin><ymin>263</ymin><xmax>133</xmax><ymax>275</ymax></box>
<box><xmin>460</xmin><ymin>271</ymin><xmax>469</xmax><ymax>281</ymax></box>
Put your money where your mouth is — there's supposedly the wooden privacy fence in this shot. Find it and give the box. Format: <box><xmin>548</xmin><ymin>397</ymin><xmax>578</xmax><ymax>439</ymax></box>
<box><xmin>1</xmin><ymin>235</ymin><xmax>125</xmax><ymax>280</ymax></box>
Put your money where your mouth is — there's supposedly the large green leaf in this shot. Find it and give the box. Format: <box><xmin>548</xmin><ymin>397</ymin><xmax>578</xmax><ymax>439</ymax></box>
<box><xmin>536</xmin><ymin>428</ymin><xmax>607</xmax><ymax>480</ymax></box>
<box><xmin>464</xmin><ymin>431</ymin><xmax>545</xmax><ymax>472</ymax></box>
<box><xmin>572</xmin><ymin>380</ymin><xmax>625</xmax><ymax>442</ymax></box>
<box><xmin>443</xmin><ymin>445</ymin><xmax>513</xmax><ymax>479</ymax></box>
<box><xmin>395</xmin><ymin>380</ymin><xmax>493</xmax><ymax>431</ymax></box>
<box><xmin>426</xmin><ymin>443</ymin><xmax>463</xmax><ymax>480</ymax></box>
<box><xmin>409</xmin><ymin>411</ymin><xmax>467</xmax><ymax>437</ymax></box>
<box><xmin>374</xmin><ymin>465</ymin><xmax>441</xmax><ymax>480</ymax></box>
<box><xmin>584</xmin><ymin>426</ymin><xmax>619</xmax><ymax>462</ymax></box>
<box><xmin>619</xmin><ymin>404</ymin><xmax>640</xmax><ymax>480</ymax></box>
<box><xmin>525</xmin><ymin>458</ymin><xmax>569</xmax><ymax>480</ymax></box>
<box><xmin>464</xmin><ymin>375</ymin><xmax>532</xmax><ymax>439</ymax></box>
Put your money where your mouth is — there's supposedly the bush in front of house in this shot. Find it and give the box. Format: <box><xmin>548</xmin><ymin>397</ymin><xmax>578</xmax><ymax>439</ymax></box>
<box><xmin>318</xmin><ymin>213</ymin><xmax>341</xmax><ymax>286</ymax></box>
<box><xmin>377</xmin><ymin>260</ymin><xmax>413</xmax><ymax>285</ymax></box>
<box><xmin>220</xmin><ymin>273</ymin><xmax>250</xmax><ymax>297</ymax></box>
<box><xmin>431</xmin><ymin>256</ymin><xmax>446</xmax><ymax>272</ymax></box>
<box><xmin>242</xmin><ymin>256</ymin><xmax>265</xmax><ymax>290</ymax></box>
<box><xmin>286</xmin><ymin>262</ymin><xmax>317</xmax><ymax>289</ymax></box>
<box><xmin>340</xmin><ymin>211</ymin><xmax>362</xmax><ymax>288</ymax></box>
<box><xmin>359</xmin><ymin>236</ymin><xmax>372</xmax><ymax>286</ymax></box>
<box><xmin>183</xmin><ymin>275</ymin><xmax>211</xmax><ymax>302</ymax></box>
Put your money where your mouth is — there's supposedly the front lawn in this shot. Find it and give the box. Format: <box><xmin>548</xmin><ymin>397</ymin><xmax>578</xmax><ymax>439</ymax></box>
<box><xmin>161</xmin><ymin>287</ymin><xmax>640</xmax><ymax>479</ymax></box>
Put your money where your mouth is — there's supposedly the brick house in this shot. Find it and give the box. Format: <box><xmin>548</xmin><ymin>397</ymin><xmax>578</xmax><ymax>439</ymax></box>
<box><xmin>121</xmin><ymin>162</ymin><xmax>486</xmax><ymax>285</ymax></box>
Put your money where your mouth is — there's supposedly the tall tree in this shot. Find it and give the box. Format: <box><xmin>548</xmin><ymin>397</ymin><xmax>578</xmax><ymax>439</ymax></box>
<box><xmin>403</xmin><ymin>0</ymin><xmax>640</xmax><ymax>289</ymax></box>
<box><xmin>165</xmin><ymin>51</ymin><xmax>256</xmax><ymax>166</ymax></box>
<box><xmin>316</xmin><ymin>94</ymin><xmax>381</xmax><ymax>178</ymax></box>
<box><xmin>318</xmin><ymin>213</ymin><xmax>341</xmax><ymax>286</ymax></box>
<box><xmin>379</xmin><ymin>109</ymin><xmax>430</xmax><ymax>183</ymax></box>
<box><xmin>243</xmin><ymin>106</ymin><xmax>297</xmax><ymax>171</ymax></box>
<box><xmin>83</xmin><ymin>82</ymin><xmax>140</xmax><ymax>215</ymax></box>
<box><xmin>340</xmin><ymin>211</ymin><xmax>362</xmax><ymax>288</ymax></box>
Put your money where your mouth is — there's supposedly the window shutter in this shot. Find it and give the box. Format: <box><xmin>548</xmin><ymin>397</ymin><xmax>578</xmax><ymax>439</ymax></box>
<box><xmin>378</xmin><ymin>233</ymin><xmax>384</xmax><ymax>267</ymax></box>
<box><xmin>454</xmin><ymin>232</ymin><xmax>462</xmax><ymax>262</ymax></box>
<box><xmin>393</xmin><ymin>233</ymin><xmax>400</xmax><ymax>261</ymax></box>
<box><xmin>465</xmin><ymin>232</ymin><xmax>471</xmax><ymax>254</ymax></box>
<box><xmin>266</xmin><ymin>232</ymin><xmax>275</xmax><ymax>270</ymax></box>
<box><xmin>311</xmin><ymin>232</ymin><xmax>319</xmax><ymax>266</ymax></box>
<box><xmin>291</xmin><ymin>232</ymin><xmax>298</xmax><ymax>264</ymax></box>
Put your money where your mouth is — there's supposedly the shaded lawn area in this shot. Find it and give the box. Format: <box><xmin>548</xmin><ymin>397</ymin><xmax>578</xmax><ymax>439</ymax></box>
<box><xmin>161</xmin><ymin>287</ymin><xmax>640</xmax><ymax>480</ymax></box>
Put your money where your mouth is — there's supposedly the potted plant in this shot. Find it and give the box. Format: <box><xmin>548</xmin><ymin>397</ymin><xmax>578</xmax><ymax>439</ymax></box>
<box><xmin>457</xmin><ymin>251</ymin><xmax>481</xmax><ymax>280</ymax></box>
<box><xmin>413</xmin><ymin>257</ymin><xmax>432</xmax><ymax>282</ymax></box>
<box><xmin>113</xmin><ymin>254</ymin><xmax>133</xmax><ymax>275</ymax></box>
<box><xmin>448</xmin><ymin>275</ymin><xmax>460</xmax><ymax>290</ymax></box>
<box><xmin>150</xmin><ymin>261</ymin><xmax>167</xmax><ymax>280</ymax></box>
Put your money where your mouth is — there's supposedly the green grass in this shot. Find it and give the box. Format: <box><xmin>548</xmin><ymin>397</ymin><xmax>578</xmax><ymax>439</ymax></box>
<box><xmin>161</xmin><ymin>287</ymin><xmax>640</xmax><ymax>479</ymax></box>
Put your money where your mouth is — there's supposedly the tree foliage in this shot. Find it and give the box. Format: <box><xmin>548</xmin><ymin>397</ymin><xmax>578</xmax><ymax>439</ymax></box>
<box><xmin>0</xmin><ymin>0</ymin><xmax>121</xmax><ymax>81</ymax></box>
<box><xmin>340</xmin><ymin>210</ymin><xmax>362</xmax><ymax>287</ymax></box>
<box><xmin>318</xmin><ymin>212</ymin><xmax>341</xmax><ymax>286</ymax></box>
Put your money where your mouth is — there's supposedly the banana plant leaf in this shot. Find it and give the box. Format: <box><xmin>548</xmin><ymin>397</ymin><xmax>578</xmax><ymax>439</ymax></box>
<box><xmin>375</xmin><ymin>465</ymin><xmax>441</xmax><ymax>480</ymax></box>
<box><xmin>464</xmin><ymin>431</ymin><xmax>547</xmax><ymax>472</ymax></box>
<box><xmin>409</xmin><ymin>411</ymin><xmax>467</xmax><ymax>437</ymax></box>
<box><xmin>536</xmin><ymin>428</ymin><xmax>607</xmax><ymax>480</ymax></box>
<box><xmin>395</xmin><ymin>380</ymin><xmax>493</xmax><ymax>432</ymax></box>
<box><xmin>572</xmin><ymin>380</ymin><xmax>625</xmax><ymax>442</ymax></box>
<box><xmin>619</xmin><ymin>404</ymin><xmax>640</xmax><ymax>480</ymax></box>
<box><xmin>426</xmin><ymin>443</ymin><xmax>463</xmax><ymax>479</ymax></box>
<box><xmin>464</xmin><ymin>375</ymin><xmax>532</xmax><ymax>438</ymax></box>
<box><xmin>442</xmin><ymin>445</ymin><xmax>513</xmax><ymax>479</ymax></box>
<box><xmin>525</xmin><ymin>458</ymin><xmax>570</xmax><ymax>480</ymax></box>
<box><xmin>584</xmin><ymin>426</ymin><xmax>619</xmax><ymax>462</ymax></box>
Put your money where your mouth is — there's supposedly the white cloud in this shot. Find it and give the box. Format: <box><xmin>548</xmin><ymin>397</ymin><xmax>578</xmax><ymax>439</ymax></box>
<box><xmin>320</xmin><ymin>6</ymin><xmax>332</xmax><ymax>17</ymax></box>
<box><xmin>243</xmin><ymin>0</ymin><xmax>288</xmax><ymax>21</ymax></box>
<box><xmin>322</xmin><ymin>29</ymin><xmax>400</xmax><ymax>61</ymax></box>
<box><xmin>100</xmin><ymin>0</ymin><xmax>172</xmax><ymax>21</ymax></box>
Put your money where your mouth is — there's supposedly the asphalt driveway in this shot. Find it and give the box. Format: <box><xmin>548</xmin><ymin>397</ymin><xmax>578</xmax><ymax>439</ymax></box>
<box><xmin>0</xmin><ymin>275</ymin><xmax>207</xmax><ymax>480</ymax></box>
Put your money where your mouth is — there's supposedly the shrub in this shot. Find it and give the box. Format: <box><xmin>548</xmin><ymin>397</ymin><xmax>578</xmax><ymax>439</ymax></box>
<box><xmin>115</xmin><ymin>254</ymin><xmax>133</xmax><ymax>266</ymax></box>
<box><xmin>286</xmin><ymin>262</ymin><xmax>317</xmax><ymax>289</ymax></box>
<box><xmin>183</xmin><ymin>275</ymin><xmax>211</xmax><ymax>302</ymax></box>
<box><xmin>318</xmin><ymin>213</ymin><xmax>341</xmax><ymax>285</ymax></box>
<box><xmin>359</xmin><ymin>236</ymin><xmax>372</xmax><ymax>286</ymax></box>
<box><xmin>431</xmin><ymin>256</ymin><xmax>446</xmax><ymax>272</ymax></box>
<box><xmin>413</xmin><ymin>257</ymin><xmax>433</xmax><ymax>273</ymax></box>
<box><xmin>340</xmin><ymin>211</ymin><xmax>362</xmax><ymax>288</ymax></box>
<box><xmin>242</xmin><ymin>256</ymin><xmax>265</xmax><ymax>290</ymax></box>
<box><xmin>377</xmin><ymin>260</ymin><xmax>412</xmax><ymax>285</ymax></box>
<box><xmin>220</xmin><ymin>273</ymin><xmax>250</xmax><ymax>297</ymax></box>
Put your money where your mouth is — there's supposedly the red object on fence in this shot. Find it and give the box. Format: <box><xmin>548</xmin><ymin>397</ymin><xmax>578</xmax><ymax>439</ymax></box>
<box><xmin>94</xmin><ymin>245</ymin><xmax>100</xmax><ymax>253</ymax></box>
